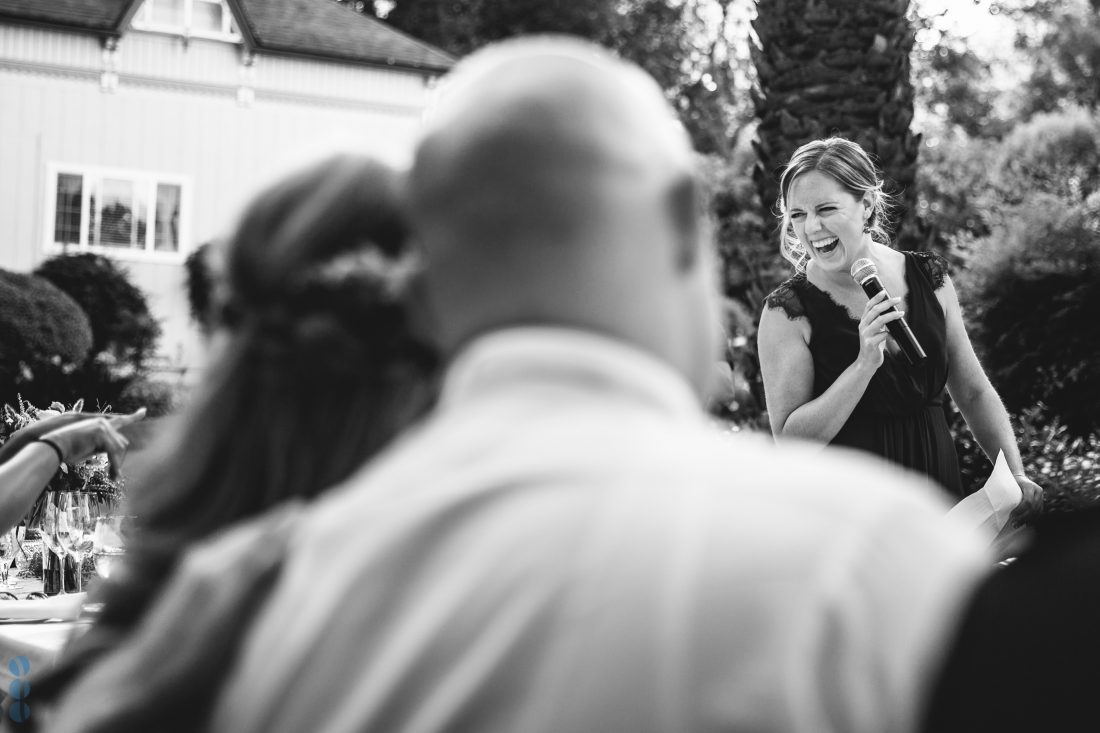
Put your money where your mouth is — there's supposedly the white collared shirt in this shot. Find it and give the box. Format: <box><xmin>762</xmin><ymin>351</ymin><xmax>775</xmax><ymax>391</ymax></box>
<box><xmin>210</xmin><ymin>327</ymin><xmax>988</xmax><ymax>733</ymax></box>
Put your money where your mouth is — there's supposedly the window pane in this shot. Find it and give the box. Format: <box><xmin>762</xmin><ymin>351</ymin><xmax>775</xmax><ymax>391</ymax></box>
<box><xmin>192</xmin><ymin>0</ymin><xmax>223</xmax><ymax>33</ymax></box>
<box><xmin>154</xmin><ymin>183</ymin><xmax>181</xmax><ymax>252</ymax></box>
<box><xmin>54</xmin><ymin>173</ymin><xmax>83</xmax><ymax>245</ymax></box>
<box><xmin>99</xmin><ymin>178</ymin><xmax>139</xmax><ymax>248</ymax></box>
<box><xmin>149</xmin><ymin>0</ymin><xmax>184</xmax><ymax>25</ymax></box>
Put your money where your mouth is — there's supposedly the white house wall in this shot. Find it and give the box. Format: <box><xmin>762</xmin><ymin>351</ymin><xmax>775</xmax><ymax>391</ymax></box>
<box><xmin>0</xmin><ymin>23</ymin><xmax>438</xmax><ymax>378</ymax></box>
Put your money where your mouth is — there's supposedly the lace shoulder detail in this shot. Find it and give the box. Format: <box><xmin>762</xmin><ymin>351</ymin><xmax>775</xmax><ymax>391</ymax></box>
<box><xmin>910</xmin><ymin>250</ymin><xmax>950</xmax><ymax>290</ymax></box>
<box><xmin>763</xmin><ymin>276</ymin><xmax>807</xmax><ymax>321</ymax></box>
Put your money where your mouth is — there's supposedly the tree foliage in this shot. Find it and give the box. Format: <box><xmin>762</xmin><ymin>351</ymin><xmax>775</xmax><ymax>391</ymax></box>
<box><xmin>347</xmin><ymin>0</ymin><xmax>752</xmax><ymax>155</ymax></box>
<box><xmin>992</xmin><ymin>0</ymin><xmax>1100</xmax><ymax>118</ymax></box>
<box><xmin>750</xmin><ymin>0</ymin><xmax>925</xmax><ymax>249</ymax></box>
<box><xmin>0</xmin><ymin>270</ymin><xmax>93</xmax><ymax>406</ymax></box>
<box><xmin>33</xmin><ymin>254</ymin><xmax>169</xmax><ymax>414</ymax></box>
<box><xmin>35</xmin><ymin>254</ymin><xmax>161</xmax><ymax>370</ymax></box>
<box><xmin>952</xmin><ymin>109</ymin><xmax>1100</xmax><ymax>438</ymax></box>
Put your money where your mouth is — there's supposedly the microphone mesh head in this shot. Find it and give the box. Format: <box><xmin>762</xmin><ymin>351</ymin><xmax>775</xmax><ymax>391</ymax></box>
<box><xmin>850</xmin><ymin>258</ymin><xmax>877</xmax><ymax>283</ymax></box>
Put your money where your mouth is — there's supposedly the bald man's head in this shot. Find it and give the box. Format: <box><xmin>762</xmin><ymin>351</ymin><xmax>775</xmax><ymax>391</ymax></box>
<box><xmin>409</xmin><ymin>36</ymin><xmax>721</xmax><ymax>396</ymax></box>
<box><xmin>412</xmin><ymin>37</ymin><xmax>693</xmax><ymax>247</ymax></box>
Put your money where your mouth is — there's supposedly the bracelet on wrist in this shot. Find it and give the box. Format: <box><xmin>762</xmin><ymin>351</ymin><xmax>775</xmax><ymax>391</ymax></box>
<box><xmin>35</xmin><ymin>437</ymin><xmax>66</xmax><ymax>465</ymax></box>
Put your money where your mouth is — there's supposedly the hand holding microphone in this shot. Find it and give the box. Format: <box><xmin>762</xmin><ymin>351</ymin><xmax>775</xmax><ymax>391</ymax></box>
<box><xmin>850</xmin><ymin>258</ymin><xmax>927</xmax><ymax>367</ymax></box>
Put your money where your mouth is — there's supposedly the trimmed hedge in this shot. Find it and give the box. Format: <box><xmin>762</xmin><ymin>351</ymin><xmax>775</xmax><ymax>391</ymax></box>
<box><xmin>35</xmin><ymin>253</ymin><xmax>161</xmax><ymax>369</ymax></box>
<box><xmin>0</xmin><ymin>269</ymin><xmax>93</xmax><ymax>405</ymax></box>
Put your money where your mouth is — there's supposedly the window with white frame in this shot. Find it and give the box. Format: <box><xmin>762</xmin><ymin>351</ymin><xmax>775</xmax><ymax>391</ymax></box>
<box><xmin>132</xmin><ymin>0</ymin><xmax>241</xmax><ymax>41</ymax></box>
<box><xmin>47</xmin><ymin>165</ymin><xmax>188</xmax><ymax>258</ymax></box>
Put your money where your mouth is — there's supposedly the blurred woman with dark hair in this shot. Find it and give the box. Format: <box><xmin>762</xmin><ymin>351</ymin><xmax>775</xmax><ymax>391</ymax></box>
<box><xmin>31</xmin><ymin>152</ymin><xmax>439</xmax><ymax>731</ymax></box>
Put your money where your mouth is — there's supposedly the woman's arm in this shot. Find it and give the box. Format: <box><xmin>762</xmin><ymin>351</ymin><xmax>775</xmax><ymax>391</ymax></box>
<box><xmin>758</xmin><ymin>290</ymin><xmax>903</xmax><ymax>442</ymax></box>
<box><xmin>940</xmin><ymin>275</ymin><xmax>1043</xmax><ymax>517</ymax></box>
<box><xmin>0</xmin><ymin>442</ymin><xmax>64</xmax><ymax>532</ymax></box>
<box><xmin>0</xmin><ymin>410</ymin><xmax>146</xmax><ymax>533</ymax></box>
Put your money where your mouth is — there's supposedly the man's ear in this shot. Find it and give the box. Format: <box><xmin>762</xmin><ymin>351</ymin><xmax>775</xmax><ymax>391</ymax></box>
<box><xmin>667</xmin><ymin>172</ymin><xmax>707</xmax><ymax>272</ymax></box>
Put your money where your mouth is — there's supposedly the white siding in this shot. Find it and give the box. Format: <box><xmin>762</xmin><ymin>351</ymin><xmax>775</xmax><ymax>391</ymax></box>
<box><xmin>0</xmin><ymin>24</ymin><xmax>103</xmax><ymax>71</ymax></box>
<box><xmin>0</xmin><ymin>22</ymin><xmax>438</xmax><ymax>377</ymax></box>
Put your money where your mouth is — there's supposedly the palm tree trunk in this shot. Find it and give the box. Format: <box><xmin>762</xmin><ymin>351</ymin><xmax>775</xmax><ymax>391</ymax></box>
<box><xmin>751</xmin><ymin>0</ymin><xmax>929</xmax><ymax>250</ymax></box>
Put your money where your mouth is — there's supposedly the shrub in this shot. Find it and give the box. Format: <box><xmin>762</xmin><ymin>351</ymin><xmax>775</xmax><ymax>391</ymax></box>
<box><xmin>115</xmin><ymin>377</ymin><xmax>177</xmax><ymax>417</ymax></box>
<box><xmin>953</xmin><ymin>404</ymin><xmax>1100</xmax><ymax>514</ymax></box>
<box><xmin>998</xmin><ymin>107</ymin><xmax>1100</xmax><ymax>205</ymax></box>
<box><xmin>34</xmin><ymin>254</ymin><xmax>163</xmax><ymax>411</ymax></box>
<box><xmin>0</xmin><ymin>269</ymin><xmax>93</xmax><ymax>406</ymax></box>
<box><xmin>35</xmin><ymin>254</ymin><xmax>161</xmax><ymax>369</ymax></box>
<box><xmin>956</xmin><ymin>195</ymin><xmax>1100</xmax><ymax>436</ymax></box>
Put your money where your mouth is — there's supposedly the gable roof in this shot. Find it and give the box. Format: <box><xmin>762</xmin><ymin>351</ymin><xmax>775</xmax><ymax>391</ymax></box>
<box><xmin>0</xmin><ymin>0</ymin><xmax>134</xmax><ymax>33</ymax></box>
<box><xmin>233</xmin><ymin>0</ymin><xmax>453</xmax><ymax>72</ymax></box>
<box><xmin>0</xmin><ymin>0</ymin><xmax>454</xmax><ymax>73</ymax></box>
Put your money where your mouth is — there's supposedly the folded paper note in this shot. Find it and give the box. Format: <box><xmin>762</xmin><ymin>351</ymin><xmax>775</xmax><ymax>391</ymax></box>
<box><xmin>946</xmin><ymin>450</ymin><xmax>1023</xmax><ymax>538</ymax></box>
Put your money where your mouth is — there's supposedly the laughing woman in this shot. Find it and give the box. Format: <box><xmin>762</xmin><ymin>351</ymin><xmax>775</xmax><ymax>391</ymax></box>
<box><xmin>757</xmin><ymin>138</ymin><xmax>1041</xmax><ymax>516</ymax></box>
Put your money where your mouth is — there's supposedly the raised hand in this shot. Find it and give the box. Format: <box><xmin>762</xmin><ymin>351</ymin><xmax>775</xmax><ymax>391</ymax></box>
<box><xmin>856</xmin><ymin>290</ymin><xmax>905</xmax><ymax>370</ymax></box>
<box><xmin>41</xmin><ymin>408</ymin><xmax>147</xmax><ymax>479</ymax></box>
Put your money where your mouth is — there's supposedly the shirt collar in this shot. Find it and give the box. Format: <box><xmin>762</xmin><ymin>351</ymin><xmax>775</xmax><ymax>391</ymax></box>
<box><xmin>440</xmin><ymin>327</ymin><xmax>704</xmax><ymax>420</ymax></box>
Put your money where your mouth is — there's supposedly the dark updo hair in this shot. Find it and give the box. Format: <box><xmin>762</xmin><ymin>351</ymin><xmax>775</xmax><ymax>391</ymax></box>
<box><xmin>776</xmin><ymin>138</ymin><xmax>896</xmax><ymax>271</ymax></box>
<box><xmin>37</xmin><ymin>152</ymin><xmax>439</xmax><ymax>705</ymax></box>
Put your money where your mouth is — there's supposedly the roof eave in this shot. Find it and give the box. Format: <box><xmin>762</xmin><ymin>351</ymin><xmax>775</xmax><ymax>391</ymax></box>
<box><xmin>252</xmin><ymin>43</ymin><xmax>452</xmax><ymax>76</ymax></box>
<box><xmin>0</xmin><ymin>13</ymin><xmax>121</xmax><ymax>40</ymax></box>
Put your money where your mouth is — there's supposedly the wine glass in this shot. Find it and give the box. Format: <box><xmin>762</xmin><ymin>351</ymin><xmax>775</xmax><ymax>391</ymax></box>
<box><xmin>38</xmin><ymin>491</ymin><xmax>69</xmax><ymax>595</ymax></box>
<box><xmin>10</xmin><ymin>523</ymin><xmax>29</xmax><ymax>592</ymax></box>
<box><xmin>58</xmin><ymin>492</ymin><xmax>97</xmax><ymax>594</ymax></box>
<box><xmin>92</xmin><ymin>515</ymin><xmax>130</xmax><ymax>580</ymax></box>
<box><xmin>0</xmin><ymin>530</ymin><xmax>16</xmax><ymax>592</ymax></box>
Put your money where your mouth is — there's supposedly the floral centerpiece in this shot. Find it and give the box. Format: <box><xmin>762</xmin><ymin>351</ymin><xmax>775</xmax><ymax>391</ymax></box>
<box><xmin>0</xmin><ymin>397</ymin><xmax>124</xmax><ymax>525</ymax></box>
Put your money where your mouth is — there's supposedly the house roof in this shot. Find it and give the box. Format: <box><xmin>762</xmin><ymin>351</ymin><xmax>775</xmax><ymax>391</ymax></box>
<box><xmin>0</xmin><ymin>0</ymin><xmax>134</xmax><ymax>34</ymax></box>
<box><xmin>234</xmin><ymin>0</ymin><xmax>453</xmax><ymax>72</ymax></box>
<box><xmin>0</xmin><ymin>0</ymin><xmax>454</xmax><ymax>73</ymax></box>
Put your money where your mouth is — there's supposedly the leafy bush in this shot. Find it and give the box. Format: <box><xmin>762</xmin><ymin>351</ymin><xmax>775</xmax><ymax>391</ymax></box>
<box><xmin>115</xmin><ymin>377</ymin><xmax>178</xmax><ymax>417</ymax></box>
<box><xmin>948</xmin><ymin>107</ymin><xmax>1100</xmax><ymax>437</ymax></box>
<box><xmin>956</xmin><ymin>194</ymin><xmax>1100</xmax><ymax>437</ymax></box>
<box><xmin>0</xmin><ymin>269</ymin><xmax>93</xmax><ymax>406</ymax></box>
<box><xmin>35</xmin><ymin>254</ymin><xmax>161</xmax><ymax>369</ymax></box>
<box><xmin>34</xmin><ymin>254</ymin><xmax>163</xmax><ymax>412</ymax></box>
<box><xmin>998</xmin><ymin>107</ymin><xmax>1100</xmax><ymax>205</ymax></box>
<box><xmin>953</xmin><ymin>404</ymin><xmax>1100</xmax><ymax>514</ymax></box>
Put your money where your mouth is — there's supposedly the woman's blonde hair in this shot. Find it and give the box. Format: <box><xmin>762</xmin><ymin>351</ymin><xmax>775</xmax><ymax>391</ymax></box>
<box><xmin>776</xmin><ymin>137</ymin><xmax>896</xmax><ymax>271</ymax></box>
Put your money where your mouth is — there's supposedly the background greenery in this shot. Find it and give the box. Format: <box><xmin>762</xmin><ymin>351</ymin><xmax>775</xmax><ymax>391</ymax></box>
<box><xmin>0</xmin><ymin>255</ymin><xmax>177</xmax><ymax>417</ymax></box>
<box><xmin>336</xmin><ymin>0</ymin><xmax>1099</xmax><ymax>508</ymax></box>
<box><xmin>5</xmin><ymin>0</ymin><xmax>1095</xmax><ymax>512</ymax></box>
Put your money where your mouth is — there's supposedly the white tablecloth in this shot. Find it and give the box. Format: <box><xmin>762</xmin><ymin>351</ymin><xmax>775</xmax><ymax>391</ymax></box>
<box><xmin>0</xmin><ymin>621</ymin><xmax>79</xmax><ymax>689</ymax></box>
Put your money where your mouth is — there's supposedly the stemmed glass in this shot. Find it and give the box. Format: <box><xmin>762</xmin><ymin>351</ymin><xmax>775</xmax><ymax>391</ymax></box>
<box><xmin>38</xmin><ymin>491</ymin><xmax>70</xmax><ymax>595</ymax></box>
<box><xmin>57</xmin><ymin>492</ymin><xmax>98</xmax><ymax>594</ymax></box>
<box><xmin>0</xmin><ymin>530</ymin><xmax>16</xmax><ymax>594</ymax></box>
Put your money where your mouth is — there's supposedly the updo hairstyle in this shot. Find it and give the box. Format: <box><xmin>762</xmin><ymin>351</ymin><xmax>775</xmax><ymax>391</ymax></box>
<box><xmin>775</xmin><ymin>137</ymin><xmax>896</xmax><ymax>271</ymax></box>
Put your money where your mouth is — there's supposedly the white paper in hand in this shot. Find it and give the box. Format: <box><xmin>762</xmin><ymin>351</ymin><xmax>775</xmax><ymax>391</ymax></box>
<box><xmin>946</xmin><ymin>451</ymin><xmax>1023</xmax><ymax>539</ymax></box>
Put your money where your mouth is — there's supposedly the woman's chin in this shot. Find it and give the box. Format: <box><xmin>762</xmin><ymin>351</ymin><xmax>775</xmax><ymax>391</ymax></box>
<box><xmin>810</xmin><ymin>243</ymin><xmax>847</xmax><ymax>270</ymax></box>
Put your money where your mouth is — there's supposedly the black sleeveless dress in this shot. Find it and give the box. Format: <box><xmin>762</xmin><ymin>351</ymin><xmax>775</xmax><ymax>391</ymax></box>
<box><xmin>764</xmin><ymin>251</ymin><xmax>963</xmax><ymax>498</ymax></box>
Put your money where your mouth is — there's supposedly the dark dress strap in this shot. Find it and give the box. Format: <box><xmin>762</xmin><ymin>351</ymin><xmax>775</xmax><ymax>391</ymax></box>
<box><xmin>909</xmin><ymin>251</ymin><xmax>950</xmax><ymax>291</ymax></box>
<box><xmin>763</xmin><ymin>275</ymin><xmax>808</xmax><ymax>321</ymax></box>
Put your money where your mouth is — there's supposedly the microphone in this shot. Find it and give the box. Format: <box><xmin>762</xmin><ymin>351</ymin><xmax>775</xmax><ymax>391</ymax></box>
<box><xmin>850</xmin><ymin>258</ymin><xmax>926</xmax><ymax>366</ymax></box>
